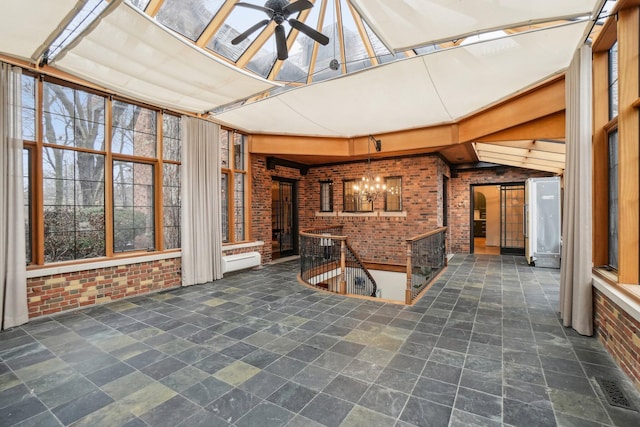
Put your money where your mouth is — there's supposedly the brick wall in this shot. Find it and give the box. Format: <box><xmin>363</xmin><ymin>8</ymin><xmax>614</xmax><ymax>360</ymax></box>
<box><xmin>301</xmin><ymin>156</ymin><xmax>449</xmax><ymax>265</ymax></box>
<box><xmin>26</xmin><ymin>257</ymin><xmax>181</xmax><ymax>319</ymax></box>
<box><xmin>449</xmin><ymin>167</ymin><xmax>553</xmax><ymax>253</ymax></box>
<box><xmin>251</xmin><ymin>154</ymin><xmax>450</xmax><ymax>265</ymax></box>
<box><xmin>251</xmin><ymin>155</ymin><xmax>556</xmax><ymax>263</ymax></box>
<box><xmin>593</xmin><ymin>288</ymin><xmax>640</xmax><ymax>390</ymax></box>
<box><xmin>251</xmin><ymin>156</ymin><xmax>305</xmax><ymax>264</ymax></box>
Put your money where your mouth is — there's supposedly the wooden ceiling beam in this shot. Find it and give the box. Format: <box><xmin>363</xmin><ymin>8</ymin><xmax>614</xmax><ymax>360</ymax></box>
<box><xmin>459</xmin><ymin>77</ymin><xmax>565</xmax><ymax>142</ymax></box>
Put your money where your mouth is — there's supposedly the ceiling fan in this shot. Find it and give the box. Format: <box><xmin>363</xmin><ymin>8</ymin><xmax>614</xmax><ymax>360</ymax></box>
<box><xmin>232</xmin><ymin>0</ymin><xmax>330</xmax><ymax>60</ymax></box>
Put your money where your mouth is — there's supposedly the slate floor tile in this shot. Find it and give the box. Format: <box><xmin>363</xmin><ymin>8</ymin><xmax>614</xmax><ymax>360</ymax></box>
<box><xmin>206</xmin><ymin>388</ymin><xmax>261</xmax><ymax>424</ymax></box>
<box><xmin>0</xmin><ymin>396</ymin><xmax>48</xmax><ymax>426</ymax></box>
<box><xmin>2</xmin><ymin>257</ymin><xmax>640</xmax><ymax>427</ymax></box>
<box><xmin>301</xmin><ymin>393</ymin><xmax>354</xmax><ymax>427</ymax></box>
<box><xmin>235</xmin><ymin>401</ymin><xmax>294</xmax><ymax>427</ymax></box>
<box><xmin>52</xmin><ymin>389</ymin><xmax>113</xmax><ymax>425</ymax></box>
<box><xmin>140</xmin><ymin>394</ymin><xmax>200</xmax><ymax>427</ymax></box>
<box><xmin>323</xmin><ymin>374</ymin><xmax>369</xmax><ymax>403</ymax></box>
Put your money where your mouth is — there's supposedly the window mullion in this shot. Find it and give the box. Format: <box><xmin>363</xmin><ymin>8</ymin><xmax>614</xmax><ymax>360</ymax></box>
<box><xmin>105</xmin><ymin>96</ymin><xmax>114</xmax><ymax>257</ymax></box>
<box><xmin>34</xmin><ymin>76</ymin><xmax>45</xmax><ymax>265</ymax></box>
<box><xmin>155</xmin><ymin>110</ymin><xmax>164</xmax><ymax>251</ymax></box>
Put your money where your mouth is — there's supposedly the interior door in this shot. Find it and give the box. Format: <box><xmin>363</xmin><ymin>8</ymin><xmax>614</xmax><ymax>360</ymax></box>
<box><xmin>271</xmin><ymin>179</ymin><xmax>298</xmax><ymax>259</ymax></box>
<box><xmin>500</xmin><ymin>184</ymin><xmax>526</xmax><ymax>255</ymax></box>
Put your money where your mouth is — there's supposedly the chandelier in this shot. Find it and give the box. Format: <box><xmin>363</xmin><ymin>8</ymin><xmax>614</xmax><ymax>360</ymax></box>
<box><xmin>353</xmin><ymin>136</ymin><xmax>386</xmax><ymax>202</ymax></box>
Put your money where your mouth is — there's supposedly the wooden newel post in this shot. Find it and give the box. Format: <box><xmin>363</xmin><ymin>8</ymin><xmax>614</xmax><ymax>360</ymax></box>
<box><xmin>405</xmin><ymin>241</ymin><xmax>412</xmax><ymax>305</ymax></box>
<box><xmin>339</xmin><ymin>240</ymin><xmax>347</xmax><ymax>294</ymax></box>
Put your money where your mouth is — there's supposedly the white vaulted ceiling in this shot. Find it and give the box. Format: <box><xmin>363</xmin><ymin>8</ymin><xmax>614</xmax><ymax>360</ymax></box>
<box><xmin>213</xmin><ymin>21</ymin><xmax>590</xmax><ymax>138</ymax></box>
<box><xmin>0</xmin><ymin>0</ymin><xmax>611</xmax><ymax>173</ymax></box>
<box><xmin>350</xmin><ymin>0</ymin><xmax>601</xmax><ymax>51</ymax></box>
<box><xmin>52</xmin><ymin>1</ymin><xmax>278</xmax><ymax>113</ymax></box>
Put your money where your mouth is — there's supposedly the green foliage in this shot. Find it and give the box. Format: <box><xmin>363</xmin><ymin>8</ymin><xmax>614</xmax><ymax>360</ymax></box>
<box><xmin>113</xmin><ymin>208</ymin><xmax>152</xmax><ymax>251</ymax></box>
<box><xmin>44</xmin><ymin>207</ymin><xmax>105</xmax><ymax>262</ymax></box>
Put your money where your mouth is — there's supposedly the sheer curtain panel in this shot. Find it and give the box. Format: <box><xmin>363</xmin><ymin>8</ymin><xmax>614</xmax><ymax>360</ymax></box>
<box><xmin>181</xmin><ymin>117</ymin><xmax>223</xmax><ymax>286</ymax></box>
<box><xmin>0</xmin><ymin>63</ymin><xmax>28</xmax><ymax>329</ymax></box>
<box><xmin>559</xmin><ymin>44</ymin><xmax>593</xmax><ymax>336</ymax></box>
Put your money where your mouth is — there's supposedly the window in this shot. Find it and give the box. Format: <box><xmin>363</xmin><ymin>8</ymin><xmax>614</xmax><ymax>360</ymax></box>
<box><xmin>343</xmin><ymin>179</ymin><xmax>373</xmax><ymax>212</ymax></box>
<box><xmin>608</xmin><ymin>129</ymin><xmax>618</xmax><ymax>270</ymax></box>
<box><xmin>22</xmin><ymin>74</ymin><xmax>35</xmax><ymax>264</ymax></box>
<box><xmin>42</xmin><ymin>82</ymin><xmax>107</xmax><ymax>262</ymax></box>
<box><xmin>220</xmin><ymin>129</ymin><xmax>247</xmax><ymax>243</ymax></box>
<box><xmin>608</xmin><ymin>41</ymin><xmax>618</xmax><ymax>120</ymax></box>
<box><xmin>320</xmin><ymin>181</ymin><xmax>333</xmax><ymax>212</ymax></box>
<box><xmin>113</xmin><ymin>161</ymin><xmax>154</xmax><ymax>252</ymax></box>
<box><xmin>23</xmin><ymin>149</ymin><xmax>31</xmax><ymax>264</ymax></box>
<box><xmin>24</xmin><ymin>77</ymin><xmax>181</xmax><ymax>265</ymax></box>
<box><xmin>385</xmin><ymin>177</ymin><xmax>402</xmax><ymax>211</ymax></box>
<box><xmin>163</xmin><ymin>114</ymin><xmax>181</xmax><ymax>249</ymax></box>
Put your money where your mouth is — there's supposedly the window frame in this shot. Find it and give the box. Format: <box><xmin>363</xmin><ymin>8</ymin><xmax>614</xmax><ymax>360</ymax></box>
<box><xmin>320</xmin><ymin>180</ymin><xmax>333</xmax><ymax>212</ymax></box>
<box><xmin>220</xmin><ymin>128</ymin><xmax>249</xmax><ymax>244</ymax></box>
<box><xmin>343</xmin><ymin>179</ymin><xmax>373</xmax><ymax>213</ymax></box>
<box><xmin>384</xmin><ymin>176</ymin><xmax>402</xmax><ymax>212</ymax></box>
<box><xmin>23</xmin><ymin>75</ymin><xmax>182</xmax><ymax>267</ymax></box>
<box><xmin>607</xmin><ymin>127</ymin><xmax>619</xmax><ymax>271</ymax></box>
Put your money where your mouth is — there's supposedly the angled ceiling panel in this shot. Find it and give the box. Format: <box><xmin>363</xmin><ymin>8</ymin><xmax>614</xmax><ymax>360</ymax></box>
<box><xmin>350</xmin><ymin>0</ymin><xmax>603</xmax><ymax>51</ymax></box>
<box><xmin>214</xmin><ymin>54</ymin><xmax>451</xmax><ymax>137</ymax></box>
<box><xmin>214</xmin><ymin>21</ymin><xmax>588</xmax><ymax>138</ymax></box>
<box><xmin>52</xmin><ymin>1</ymin><xmax>278</xmax><ymax>113</ymax></box>
<box><xmin>474</xmin><ymin>141</ymin><xmax>566</xmax><ymax>174</ymax></box>
<box><xmin>429</xmin><ymin>22</ymin><xmax>589</xmax><ymax>119</ymax></box>
<box><xmin>0</xmin><ymin>0</ymin><xmax>82</xmax><ymax>61</ymax></box>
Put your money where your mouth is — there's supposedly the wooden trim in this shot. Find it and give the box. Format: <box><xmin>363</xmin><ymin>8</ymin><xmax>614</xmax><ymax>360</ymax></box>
<box><xmin>34</xmin><ymin>76</ymin><xmax>45</xmax><ymax>265</ymax></box>
<box><xmin>459</xmin><ymin>77</ymin><xmax>566</xmax><ymax>143</ymax></box>
<box><xmin>306</xmin><ymin>0</ymin><xmax>329</xmax><ymax>83</ymax></box>
<box><xmin>155</xmin><ymin>110</ymin><xmax>164</xmax><ymax>251</ymax></box>
<box><xmin>349</xmin><ymin>2</ymin><xmax>378</xmax><ymax>66</ymax></box>
<box><xmin>593</xmin><ymin>13</ymin><xmax>617</xmax><ymax>52</ymax></box>
<box><xmin>104</xmin><ymin>97</ymin><xmax>114</xmax><ymax>257</ymax></box>
<box><xmin>196</xmin><ymin>0</ymin><xmax>236</xmax><ymax>48</ymax></box>
<box><xmin>334</xmin><ymin>0</ymin><xmax>347</xmax><ymax>75</ymax></box>
<box><xmin>363</xmin><ymin>262</ymin><xmax>405</xmax><ymax>273</ymax></box>
<box><xmin>144</xmin><ymin>0</ymin><xmax>164</xmax><ymax>17</ymax></box>
<box><xmin>593</xmin><ymin>49</ymin><xmax>612</xmax><ymax>266</ymax></box>
<box><xmin>617</xmin><ymin>7</ymin><xmax>640</xmax><ymax>284</ymax></box>
<box><xmin>406</xmin><ymin>227</ymin><xmax>448</xmax><ymax>243</ymax></box>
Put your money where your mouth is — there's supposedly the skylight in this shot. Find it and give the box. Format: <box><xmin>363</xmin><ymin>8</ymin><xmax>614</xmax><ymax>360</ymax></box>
<box><xmin>46</xmin><ymin>0</ymin><xmax>107</xmax><ymax>61</ymax></box>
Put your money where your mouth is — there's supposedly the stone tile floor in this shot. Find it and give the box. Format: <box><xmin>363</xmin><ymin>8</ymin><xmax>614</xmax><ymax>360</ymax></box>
<box><xmin>1</xmin><ymin>255</ymin><xmax>640</xmax><ymax>426</ymax></box>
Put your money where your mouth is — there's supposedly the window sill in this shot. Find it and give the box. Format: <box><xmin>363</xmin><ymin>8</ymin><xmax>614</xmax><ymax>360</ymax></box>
<box><xmin>26</xmin><ymin>251</ymin><xmax>182</xmax><ymax>279</ymax></box>
<box><xmin>335</xmin><ymin>211</ymin><xmax>407</xmax><ymax>218</ymax></box>
<box><xmin>592</xmin><ymin>272</ymin><xmax>640</xmax><ymax>323</ymax></box>
<box><xmin>315</xmin><ymin>212</ymin><xmax>338</xmax><ymax>217</ymax></box>
<box><xmin>222</xmin><ymin>241</ymin><xmax>265</xmax><ymax>251</ymax></box>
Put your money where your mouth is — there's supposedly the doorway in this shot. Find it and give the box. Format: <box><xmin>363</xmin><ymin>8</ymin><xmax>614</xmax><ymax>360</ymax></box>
<box><xmin>471</xmin><ymin>183</ymin><xmax>525</xmax><ymax>255</ymax></box>
<box><xmin>499</xmin><ymin>183</ymin><xmax>526</xmax><ymax>255</ymax></box>
<box><xmin>271</xmin><ymin>178</ymin><xmax>298</xmax><ymax>259</ymax></box>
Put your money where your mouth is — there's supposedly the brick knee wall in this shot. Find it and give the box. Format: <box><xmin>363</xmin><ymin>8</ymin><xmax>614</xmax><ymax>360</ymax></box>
<box><xmin>593</xmin><ymin>288</ymin><xmax>640</xmax><ymax>390</ymax></box>
<box><xmin>26</xmin><ymin>257</ymin><xmax>182</xmax><ymax>319</ymax></box>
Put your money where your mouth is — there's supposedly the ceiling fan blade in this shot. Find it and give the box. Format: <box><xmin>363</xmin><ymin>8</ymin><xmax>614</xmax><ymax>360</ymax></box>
<box><xmin>231</xmin><ymin>19</ymin><xmax>270</xmax><ymax>45</ymax></box>
<box><xmin>283</xmin><ymin>0</ymin><xmax>313</xmax><ymax>15</ymax></box>
<box><xmin>235</xmin><ymin>2</ymin><xmax>272</xmax><ymax>14</ymax></box>
<box><xmin>275</xmin><ymin>24</ymin><xmax>288</xmax><ymax>60</ymax></box>
<box><xmin>288</xmin><ymin>18</ymin><xmax>329</xmax><ymax>45</ymax></box>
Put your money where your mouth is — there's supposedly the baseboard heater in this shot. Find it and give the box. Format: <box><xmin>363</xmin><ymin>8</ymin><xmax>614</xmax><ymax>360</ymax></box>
<box><xmin>222</xmin><ymin>251</ymin><xmax>261</xmax><ymax>273</ymax></box>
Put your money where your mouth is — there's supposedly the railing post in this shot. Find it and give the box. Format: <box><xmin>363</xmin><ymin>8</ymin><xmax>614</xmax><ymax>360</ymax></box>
<box><xmin>340</xmin><ymin>240</ymin><xmax>347</xmax><ymax>294</ymax></box>
<box><xmin>405</xmin><ymin>241</ymin><xmax>412</xmax><ymax>305</ymax></box>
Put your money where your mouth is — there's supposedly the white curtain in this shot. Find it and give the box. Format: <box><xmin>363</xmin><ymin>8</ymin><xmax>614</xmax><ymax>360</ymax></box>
<box><xmin>559</xmin><ymin>43</ymin><xmax>593</xmax><ymax>336</ymax></box>
<box><xmin>181</xmin><ymin>117</ymin><xmax>223</xmax><ymax>286</ymax></box>
<box><xmin>0</xmin><ymin>63</ymin><xmax>28</xmax><ymax>330</ymax></box>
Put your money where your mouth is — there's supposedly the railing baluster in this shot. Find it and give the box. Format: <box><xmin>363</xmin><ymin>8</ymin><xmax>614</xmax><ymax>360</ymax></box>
<box><xmin>406</xmin><ymin>227</ymin><xmax>448</xmax><ymax>303</ymax></box>
<box><xmin>299</xmin><ymin>226</ymin><xmax>377</xmax><ymax>298</ymax></box>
